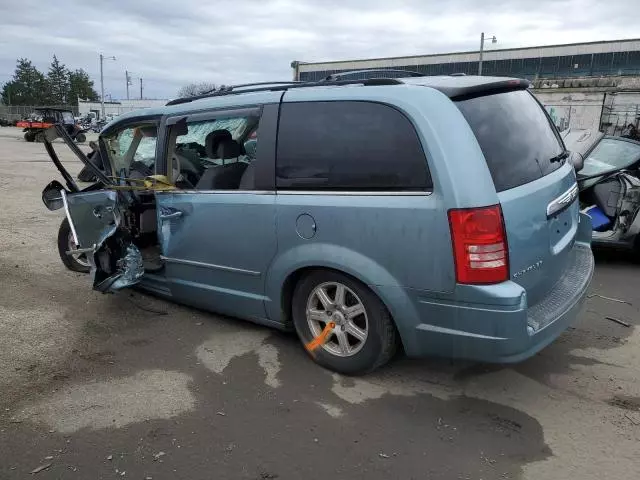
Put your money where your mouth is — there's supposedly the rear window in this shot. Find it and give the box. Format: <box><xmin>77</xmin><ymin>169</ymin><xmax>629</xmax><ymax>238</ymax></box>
<box><xmin>456</xmin><ymin>90</ymin><xmax>565</xmax><ymax>192</ymax></box>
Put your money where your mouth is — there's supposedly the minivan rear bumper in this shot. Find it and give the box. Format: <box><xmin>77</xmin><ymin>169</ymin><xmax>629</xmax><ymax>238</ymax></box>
<box><xmin>388</xmin><ymin>235</ymin><xmax>594</xmax><ymax>363</ymax></box>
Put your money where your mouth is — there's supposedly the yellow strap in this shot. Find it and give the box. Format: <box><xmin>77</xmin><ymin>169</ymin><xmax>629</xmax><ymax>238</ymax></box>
<box><xmin>104</xmin><ymin>175</ymin><xmax>177</xmax><ymax>191</ymax></box>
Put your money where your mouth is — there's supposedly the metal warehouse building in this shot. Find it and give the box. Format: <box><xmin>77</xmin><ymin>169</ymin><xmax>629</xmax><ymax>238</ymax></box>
<box><xmin>293</xmin><ymin>38</ymin><xmax>640</xmax><ymax>81</ymax></box>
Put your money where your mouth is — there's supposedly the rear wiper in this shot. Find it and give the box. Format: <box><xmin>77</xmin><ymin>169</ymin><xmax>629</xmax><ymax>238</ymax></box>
<box><xmin>549</xmin><ymin>150</ymin><xmax>570</xmax><ymax>163</ymax></box>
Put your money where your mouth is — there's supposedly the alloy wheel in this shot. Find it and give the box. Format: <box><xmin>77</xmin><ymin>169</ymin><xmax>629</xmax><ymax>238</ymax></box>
<box><xmin>306</xmin><ymin>281</ymin><xmax>369</xmax><ymax>357</ymax></box>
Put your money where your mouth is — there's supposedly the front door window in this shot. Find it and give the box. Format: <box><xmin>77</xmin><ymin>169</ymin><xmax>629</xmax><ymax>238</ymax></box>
<box><xmin>167</xmin><ymin>114</ymin><xmax>259</xmax><ymax>189</ymax></box>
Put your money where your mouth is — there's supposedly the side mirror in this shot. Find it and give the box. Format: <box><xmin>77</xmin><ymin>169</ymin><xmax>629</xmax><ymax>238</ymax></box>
<box><xmin>568</xmin><ymin>151</ymin><xmax>584</xmax><ymax>173</ymax></box>
<box><xmin>42</xmin><ymin>180</ymin><xmax>67</xmax><ymax>211</ymax></box>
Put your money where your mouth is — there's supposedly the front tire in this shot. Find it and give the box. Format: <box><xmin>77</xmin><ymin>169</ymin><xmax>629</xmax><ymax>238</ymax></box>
<box><xmin>75</xmin><ymin>132</ymin><xmax>86</xmax><ymax>143</ymax></box>
<box><xmin>24</xmin><ymin>131</ymin><xmax>35</xmax><ymax>142</ymax></box>
<box><xmin>57</xmin><ymin>218</ymin><xmax>91</xmax><ymax>273</ymax></box>
<box><xmin>292</xmin><ymin>270</ymin><xmax>398</xmax><ymax>375</ymax></box>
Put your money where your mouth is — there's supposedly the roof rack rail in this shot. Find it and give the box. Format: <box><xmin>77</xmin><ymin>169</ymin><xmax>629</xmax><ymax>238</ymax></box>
<box><xmin>217</xmin><ymin>81</ymin><xmax>303</xmax><ymax>92</ymax></box>
<box><xmin>324</xmin><ymin>69</ymin><xmax>423</xmax><ymax>81</ymax></box>
<box><xmin>166</xmin><ymin>77</ymin><xmax>405</xmax><ymax>106</ymax></box>
<box><xmin>167</xmin><ymin>81</ymin><xmax>303</xmax><ymax>106</ymax></box>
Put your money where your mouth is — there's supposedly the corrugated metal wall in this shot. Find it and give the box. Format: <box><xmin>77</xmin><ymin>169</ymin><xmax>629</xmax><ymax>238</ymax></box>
<box><xmin>297</xmin><ymin>40</ymin><xmax>640</xmax><ymax>81</ymax></box>
<box><xmin>299</xmin><ymin>51</ymin><xmax>640</xmax><ymax>82</ymax></box>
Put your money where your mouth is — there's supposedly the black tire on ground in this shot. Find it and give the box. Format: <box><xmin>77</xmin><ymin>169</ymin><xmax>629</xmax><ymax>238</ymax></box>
<box><xmin>291</xmin><ymin>269</ymin><xmax>398</xmax><ymax>375</ymax></box>
<box><xmin>75</xmin><ymin>132</ymin><xmax>86</xmax><ymax>143</ymax></box>
<box><xmin>57</xmin><ymin>218</ymin><xmax>91</xmax><ymax>273</ymax></box>
<box><xmin>34</xmin><ymin>131</ymin><xmax>45</xmax><ymax>143</ymax></box>
<box><xmin>24</xmin><ymin>131</ymin><xmax>35</xmax><ymax>142</ymax></box>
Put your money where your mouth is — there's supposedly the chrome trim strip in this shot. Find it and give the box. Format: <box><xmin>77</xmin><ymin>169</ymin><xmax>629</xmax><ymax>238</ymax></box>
<box><xmin>158</xmin><ymin>190</ymin><xmax>275</xmax><ymax>195</ymax></box>
<box><xmin>157</xmin><ymin>190</ymin><xmax>431</xmax><ymax>196</ymax></box>
<box><xmin>160</xmin><ymin>256</ymin><xmax>261</xmax><ymax>276</ymax></box>
<box><xmin>60</xmin><ymin>189</ymin><xmax>79</xmax><ymax>245</ymax></box>
<box><xmin>277</xmin><ymin>190</ymin><xmax>433</xmax><ymax>196</ymax></box>
<box><xmin>547</xmin><ymin>183</ymin><xmax>579</xmax><ymax>218</ymax></box>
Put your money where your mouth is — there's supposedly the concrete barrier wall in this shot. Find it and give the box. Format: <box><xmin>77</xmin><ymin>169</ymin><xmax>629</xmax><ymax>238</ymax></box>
<box><xmin>534</xmin><ymin>91</ymin><xmax>640</xmax><ymax>134</ymax></box>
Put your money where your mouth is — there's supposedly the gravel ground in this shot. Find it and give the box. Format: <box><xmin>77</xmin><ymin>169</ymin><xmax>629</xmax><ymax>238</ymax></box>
<box><xmin>0</xmin><ymin>126</ymin><xmax>638</xmax><ymax>480</ymax></box>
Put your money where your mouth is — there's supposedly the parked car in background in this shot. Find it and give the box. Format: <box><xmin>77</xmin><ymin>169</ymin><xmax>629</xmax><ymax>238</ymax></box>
<box><xmin>41</xmin><ymin>74</ymin><xmax>594</xmax><ymax>374</ymax></box>
<box><xmin>563</xmin><ymin>128</ymin><xmax>640</xmax><ymax>253</ymax></box>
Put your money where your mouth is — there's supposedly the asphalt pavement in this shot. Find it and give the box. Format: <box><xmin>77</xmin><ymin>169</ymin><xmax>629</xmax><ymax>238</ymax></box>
<box><xmin>0</xmin><ymin>126</ymin><xmax>638</xmax><ymax>480</ymax></box>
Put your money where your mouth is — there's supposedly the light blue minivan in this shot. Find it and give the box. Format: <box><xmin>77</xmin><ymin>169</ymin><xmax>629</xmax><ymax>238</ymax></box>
<box><xmin>43</xmin><ymin>74</ymin><xmax>594</xmax><ymax>374</ymax></box>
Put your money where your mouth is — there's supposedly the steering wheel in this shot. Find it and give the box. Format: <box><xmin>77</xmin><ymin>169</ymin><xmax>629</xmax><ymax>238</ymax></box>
<box><xmin>172</xmin><ymin>154</ymin><xmax>195</xmax><ymax>189</ymax></box>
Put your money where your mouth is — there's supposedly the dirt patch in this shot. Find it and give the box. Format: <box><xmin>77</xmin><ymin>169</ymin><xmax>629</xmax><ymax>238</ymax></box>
<box><xmin>608</xmin><ymin>395</ymin><xmax>640</xmax><ymax>412</ymax></box>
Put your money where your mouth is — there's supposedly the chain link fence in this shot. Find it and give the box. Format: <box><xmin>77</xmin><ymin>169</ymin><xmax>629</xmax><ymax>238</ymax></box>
<box><xmin>0</xmin><ymin>105</ymin><xmax>79</xmax><ymax>123</ymax></box>
<box><xmin>538</xmin><ymin>91</ymin><xmax>640</xmax><ymax>136</ymax></box>
<box><xmin>600</xmin><ymin>104</ymin><xmax>640</xmax><ymax>136</ymax></box>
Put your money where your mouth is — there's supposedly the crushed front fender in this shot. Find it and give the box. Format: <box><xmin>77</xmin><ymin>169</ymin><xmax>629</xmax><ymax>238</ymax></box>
<box><xmin>63</xmin><ymin>189</ymin><xmax>144</xmax><ymax>292</ymax></box>
<box><xmin>93</xmin><ymin>243</ymin><xmax>145</xmax><ymax>292</ymax></box>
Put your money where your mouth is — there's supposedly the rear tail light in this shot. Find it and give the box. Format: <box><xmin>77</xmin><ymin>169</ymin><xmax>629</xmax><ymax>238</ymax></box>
<box><xmin>448</xmin><ymin>205</ymin><xmax>509</xmax><ymax>284</ymax></box>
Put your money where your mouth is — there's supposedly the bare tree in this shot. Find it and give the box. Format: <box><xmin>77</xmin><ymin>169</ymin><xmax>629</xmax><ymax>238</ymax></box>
<box><xmin>177</xmin><ymin>82</ymin><xmax>218</xmax><ymax>98</ymax></box>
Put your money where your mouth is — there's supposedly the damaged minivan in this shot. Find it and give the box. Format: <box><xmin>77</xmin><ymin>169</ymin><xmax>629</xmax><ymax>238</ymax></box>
<box><xmin>43</xmin><ymin>74</ymin><xmax>594</xmax><ymax>374</ymax></box>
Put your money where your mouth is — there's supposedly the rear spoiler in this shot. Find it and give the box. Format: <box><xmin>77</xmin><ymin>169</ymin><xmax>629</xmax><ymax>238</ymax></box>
<box><xmin>448</xmin><ymin>79</ymin><xmax>531</xmax><ymax>101</ymax></box>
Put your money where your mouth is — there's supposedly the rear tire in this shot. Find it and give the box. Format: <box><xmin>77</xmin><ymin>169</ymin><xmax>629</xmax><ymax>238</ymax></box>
<box><xmin>75</xmin><ymin>132</ymin><xmax>86</xmax><ymax>143</ymax></box>
<box><xmin>291</xmin><ymin>270</ymin><xmax>398</xmax><ymax>375</ymax></box>
<box><xmin>57</xmin><ymin>218</ymin><xmax>91</xmax><ymax>273</ymax></box>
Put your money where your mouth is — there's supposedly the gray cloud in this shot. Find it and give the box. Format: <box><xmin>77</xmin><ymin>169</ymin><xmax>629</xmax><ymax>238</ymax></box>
<box><xmin>1</xmin><ymin>0</ymin><xmax>638</xmax><ymax>99</ymax></box>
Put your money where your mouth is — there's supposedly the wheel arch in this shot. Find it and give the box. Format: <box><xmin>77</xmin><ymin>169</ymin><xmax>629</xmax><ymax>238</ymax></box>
<box><xmin>265</xmin><ymin>244</ymin><xmax>409</xmax><ymax>335</ymax></box>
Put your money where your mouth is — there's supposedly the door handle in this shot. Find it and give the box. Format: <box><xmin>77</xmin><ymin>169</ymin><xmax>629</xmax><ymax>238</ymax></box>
<box><xmin>159</xmin><ymin>209</ymin><xmax>183</xmax><ymax>220</ymax></box>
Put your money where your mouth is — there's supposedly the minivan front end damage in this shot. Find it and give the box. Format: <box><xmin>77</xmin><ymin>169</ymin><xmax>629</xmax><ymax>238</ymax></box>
<box><xmin>63</xmin><ymin>189</ymin><xmax>144</xmax><ymax>292</ymax></box>
<box><xmin>42</xmin><ymin>124</ymin><xmax>149</xmax><ymax>293</ymax></box>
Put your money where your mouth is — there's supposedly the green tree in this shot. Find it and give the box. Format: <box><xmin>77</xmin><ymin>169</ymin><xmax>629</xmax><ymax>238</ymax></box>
<box><xmin>46</xmin><ymin>55</ymin><xmax>69</xmax><ymax>104</ymax></box>
<box><xmin>0</xmin><ymin>58</ymin><xmax>48</xmax><ymax>105</ymax></box>
<box><xmin>68</xmin><ymin>69</ymin><xmax>99</xmax><ymax>105</ymax></box>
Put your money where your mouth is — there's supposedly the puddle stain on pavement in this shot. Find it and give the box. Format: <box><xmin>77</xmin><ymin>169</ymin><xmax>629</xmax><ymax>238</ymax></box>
<box><xmin>330</xmin><ymin>372</ymin><xmax>453</xmax><ymax>404</ymax></box>
<box><xmin>196</xmin><ymin>330</ymin><xmax>281</xmax><ymax>388</ymax></box>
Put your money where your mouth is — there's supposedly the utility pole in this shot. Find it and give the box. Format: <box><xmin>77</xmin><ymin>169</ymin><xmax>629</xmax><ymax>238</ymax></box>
<box><xmin>100</xmin><ymin>54</ymin><xmax>104</xmax><ymax>118</ymax></box>
<box><xmin>99</xmin><ymin>53</ymin><xmax>116</xmax><ymax>119</ymax></box>
<box><xmin>478</xmin><ymin>32</ymin><xmax>497</xmax><ymax>76</ymax></box>
<box><xmin>125</xmin><ymin>70</ymin><xmax>132</xmax><ymax>100</ymax></box>
<box><xmin>139</xmin><ymin>77</ymin><xmax>143</xmax><ymax>100</ymax></box>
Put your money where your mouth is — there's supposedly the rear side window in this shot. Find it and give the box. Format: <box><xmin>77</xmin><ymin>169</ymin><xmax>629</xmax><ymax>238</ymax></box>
<box><xmin>456</xmin><ymin>90</ymin><xmax>565</xmax><ymax>192</ymax></box>
<box><xmin>276</xmin><ymin>101</ymin><xmax>431</xmax><ymax>191</ymax></box>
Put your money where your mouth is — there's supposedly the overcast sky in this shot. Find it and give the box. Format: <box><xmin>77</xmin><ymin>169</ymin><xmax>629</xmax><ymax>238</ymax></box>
<box><xmin>1</xmin><ymin>0</ymin><xmax>638</xmax><ymax>99</ymax></box>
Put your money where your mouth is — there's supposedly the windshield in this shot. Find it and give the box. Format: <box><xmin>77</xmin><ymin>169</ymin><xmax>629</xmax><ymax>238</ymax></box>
<box><xmin>579</xmin><ymin>138</ymin><xmax>640</xmax><ymax>177</ymax></box>
<box><xmin>104</xmin><ymin>125</ymin><xmax>158</xmax><ymax>177</ymax></box>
